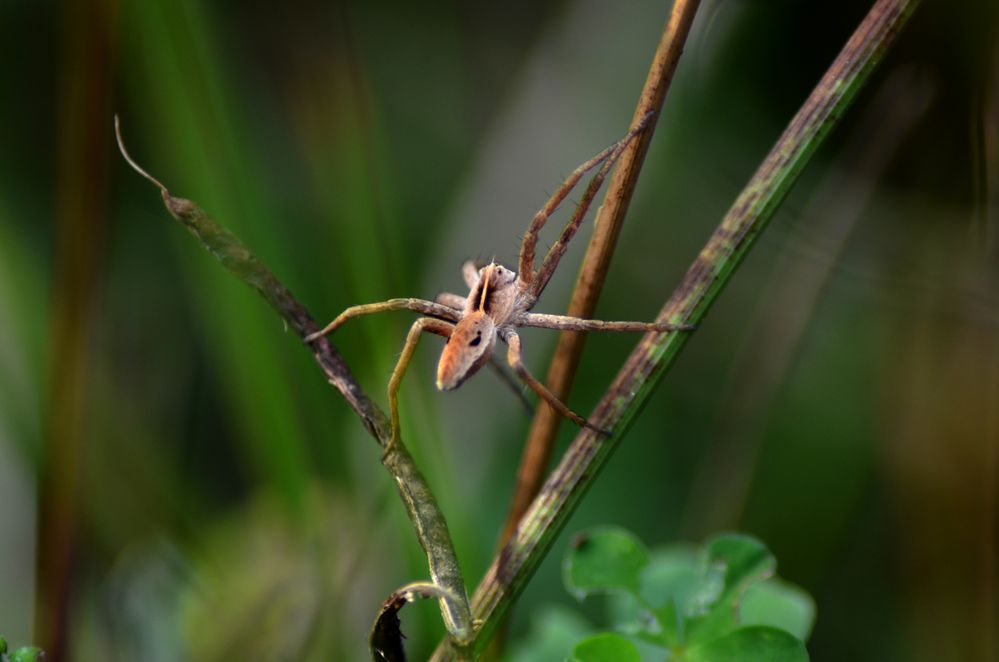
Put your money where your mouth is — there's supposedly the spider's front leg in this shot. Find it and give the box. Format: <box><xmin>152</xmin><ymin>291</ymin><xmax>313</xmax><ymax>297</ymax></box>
<box><xmin>502</xmin><ymin>330</ymin><xmax>610</xmax><ymax>436</ymax></box>
<box><xmin>517</xmin><ymin>143</ymin><xmax>621</xmax><ymax>293</ymax></box>
<box><xmin>435</xmin><ymin>292</ymin><xmax>467</xmax><ymax>310</ymax></box>
<box><xmin>517</xmin><ymin>116</ymin><xmax>651</xmax><ymax>298</ymax></box>
<box><xmin>305</xmin><ymin>298</ymin><xmax>461</xmax><ymax>343</ymax></box>
<box><xmin>386</xmin><ymin>317</ymin><xmax>454</xmax><ymax>456</ymax></box>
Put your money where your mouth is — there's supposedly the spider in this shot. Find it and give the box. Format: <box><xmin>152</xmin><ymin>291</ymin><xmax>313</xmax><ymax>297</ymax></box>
<box><xmin>306</xmin><ymin>116</ymin><xmax>691</xmax><ymax>452</ymax></box>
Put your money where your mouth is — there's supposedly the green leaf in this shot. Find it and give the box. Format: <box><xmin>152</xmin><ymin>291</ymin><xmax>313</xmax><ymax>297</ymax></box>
<box><xmin>639</xmin><ymin>547</ymin><xmax>702</xmax><ymax>612</ymax></box>
<box><xmin>684</xmin><ymin>601</ymin><xmax>737</xmax><ymax>646</ymax></box>
<box><xmin>685</xmin><ymin>535</ymin><xmax>776</xmax><ymax>645</ymax></box>
<box><xmin>685</xmin><ymin>626</ymin><xmax>809</xmax><ymax>662</ymax></box>
<box><xmin>652</xmin><ymin>600</ymin><xmax>681</xmax><ymax>647</ymax></box>
<box><xmin>741</xmin><ymin>579</ymin><xmax>816</xmax><ymax>642</ymax></box>
<box><xmin>507</xmin><ymin>604</ymin><xmax>593</xmax><ymax>662</ymax></box>
<box><xmin>572</xmin><ymin>633</ymin><xmax>641</xmax><ymax>662</ymax></box>
<box><xmin>607</xmin><ymin>548</ymin><xmax>700</xmax><ymax>646</ymax></box>
<box><xmin>703</xmin><ymin>534</ymin><xmax>775</xmax><ymax>599</ymax></box>
<box><xmin>564</xmin><ymin>527</ymin><xmax>649</xmax><ymax>599</ymax></box>
<box><xmin>9</xmin><ymin>648</ymin><xmax>45</xmax><ymax>662</ymax></box>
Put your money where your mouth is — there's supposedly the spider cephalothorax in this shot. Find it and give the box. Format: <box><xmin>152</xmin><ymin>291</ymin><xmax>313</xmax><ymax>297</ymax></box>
<box><xmin>307</xmin><ymin>116</ymin><xmax>691</xmax><ymax>451</ymax></box>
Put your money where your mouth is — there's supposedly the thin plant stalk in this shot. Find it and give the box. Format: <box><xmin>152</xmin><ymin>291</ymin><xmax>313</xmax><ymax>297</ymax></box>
<box><xmin>684</xmin><ymin>68</ymin><xmax>933</xmax><ymax>533</ymax></box>
<box><xmin>114</xmin><ymin>120</ymin><xmax>473</xmax><ymax>657</ymax></box>
<box><xmin>500</xmin><ymin>0</ymin><xmax>702</xmax><ymax>548</ymax></box>
<box><xmin>433</xmin><ymin>0</ymin><xmax>920</xmax><ymax>657</ymax></box>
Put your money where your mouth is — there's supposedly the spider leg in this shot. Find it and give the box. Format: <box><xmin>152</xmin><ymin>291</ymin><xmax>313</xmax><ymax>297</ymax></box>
<box><xmin>503</xmin><ymin>330</ymin><xmax>609</xmax><ymax>435</ymax></box>
<box><xmin>517</xmin><ymin>144</ymin><xmax>620</xmax><ymax>291</ymax></box>
<box><xmin>517</xmin><ymin>312</ymin><xmax>695</xmax><ymax>332</ymax></box>
<box><xmin>531</xmin><ymin>119</ymin><xmax>650</xmax><ymax>298</ymax></box>
<box><xmin>386</xmin><ymin>317</ymin><xmax>454</xmax><ymax>456</ymax></box>
<box><xmin>486</xmin><ymin>355</ymin><xmax>535</xmax><ymax>415</ymax></box>
<box><xmin>305</xmin><ymin>298</ymin><xmax>461</xmax><ymax>342</ymax></box>
<box><xmin>462</xmin><ymin>260</ymin><xmax>480</xmax><ymax>289</ymax></box>
<box><xmin>518</xmin><ymin>116</ymin><xmax>651</xmax><ymax>297</ymax></box>
<box><xmin>435</xmin><ymin>292</ymin><xmax>467</xmax><ymax>310</ymax></box>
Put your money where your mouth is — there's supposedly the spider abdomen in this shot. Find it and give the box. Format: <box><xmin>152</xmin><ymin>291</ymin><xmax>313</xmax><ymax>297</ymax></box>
<box><xmin>436</xmin><ymin>313</ymin><xmax>497</xmax><ymax>391</ymax></box>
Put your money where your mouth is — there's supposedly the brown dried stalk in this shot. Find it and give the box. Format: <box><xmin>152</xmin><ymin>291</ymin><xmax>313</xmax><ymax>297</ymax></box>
<box><xmin>500</xmin><ymin>0</ymin><xmax>703</xmax><ymax>549</ymax></box>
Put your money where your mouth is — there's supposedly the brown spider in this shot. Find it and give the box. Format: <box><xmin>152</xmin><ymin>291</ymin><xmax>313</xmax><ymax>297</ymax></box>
<box><xmin>306</xmin><ymin>116</ymin><xmax>691</xmax><ymax>451</ymax></box>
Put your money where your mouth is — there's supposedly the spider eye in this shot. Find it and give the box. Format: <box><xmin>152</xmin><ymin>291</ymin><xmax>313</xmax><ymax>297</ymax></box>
<box><xmin>469</xmin><ymin>335</ymin><xmax>482</xmax><ymax>347</ymax></box>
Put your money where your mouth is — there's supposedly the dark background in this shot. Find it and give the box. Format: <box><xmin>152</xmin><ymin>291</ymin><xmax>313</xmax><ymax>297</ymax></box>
<box><xmin>1</xmin><ymin>0</ymin><xmax>996</xmax><ymax>659</ymax></box>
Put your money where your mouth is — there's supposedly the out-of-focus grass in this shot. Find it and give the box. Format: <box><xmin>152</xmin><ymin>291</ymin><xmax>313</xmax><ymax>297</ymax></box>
<box><xmin>0</xmin><ymin>0</ymin><xmax>996</xmax><ymax>660</ymax></box>
<box><xmin>121</xmin><ymin>0</ymin><xmax>314</xmax><ymax>510</ymax></box>
<box><xmin>0</xmin><ymin>200</ymin><xmax>47</xmax><ymax>461</ymax></box>
<box><xmin>0</xmin><ymin>198</ymin><xmax>45</xmax><ymax>657</ymax></box>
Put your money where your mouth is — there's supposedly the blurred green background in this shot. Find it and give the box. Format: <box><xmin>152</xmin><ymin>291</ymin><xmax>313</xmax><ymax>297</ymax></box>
<box><xmin>1</xmin><ymin>0</ymin><xmax>996</xmax><ymax>659</ymax></box>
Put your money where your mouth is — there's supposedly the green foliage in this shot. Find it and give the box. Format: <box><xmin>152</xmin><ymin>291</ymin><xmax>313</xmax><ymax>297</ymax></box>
<box><xmin>0</xmin><ymin>637</ymin><xmax>43</xmax><ymax>662</ymax></box>
<box><xmin>565</xmin><ymin>527</ymin><xmax>650</xmax><ymax>597</ymax></box>
<box><xmin>572</xmin><ymin>632</ymin><xmax>642</xmax><ymax>662</ymax></box>
<box><xmin>506</xmin><ymin>606</ymin><xmax>592</xmax><ymax>662</ymax></box>
<box><xmin>683</xmin><ymin>627</ymin><xmax>806</xmax><ymax>662</ymax></box>
<box><xmin>516</xmin><ymin>527</ymin><xmax>814</xmax><ymax>661</ymax></box>
<box><xmin>740</xmin><ymin>579</ymin><xmax>816</xmax><ymax>641</ymax></box>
